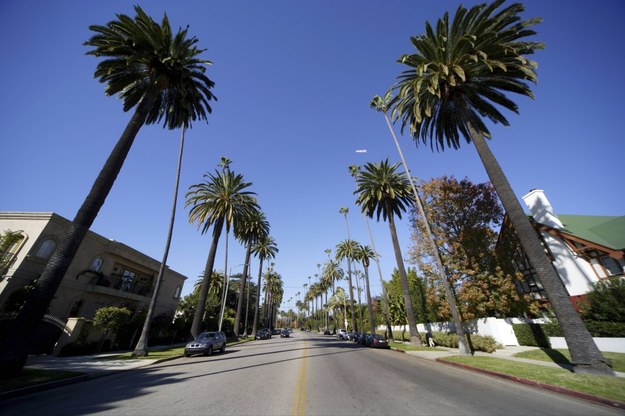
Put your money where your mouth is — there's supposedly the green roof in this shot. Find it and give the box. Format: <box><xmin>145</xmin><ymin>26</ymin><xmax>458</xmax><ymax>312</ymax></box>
<box><xmin>557</xmin><ymin>215</ymin><xmax>625</xmax><ymax>250</ymax></box>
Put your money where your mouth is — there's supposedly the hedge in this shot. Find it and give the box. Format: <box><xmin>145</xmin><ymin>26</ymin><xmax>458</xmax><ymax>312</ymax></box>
<box><xmin>512</xmin><ymin>323</ymin><xmax>551</xmax><ymax>348</ymax></box>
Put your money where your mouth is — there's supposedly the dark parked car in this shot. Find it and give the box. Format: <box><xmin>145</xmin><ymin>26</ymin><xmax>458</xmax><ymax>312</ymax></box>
<box><xmin>280</xmin><ymin>329</ymin><xmax>290</xmax><ymax>338</ymax></box>
<box><xmin>356</xmin><ymin>333</ymin><xmax>369</xmax><ymax>345</ymax></box>
<box><xmin>184</xmin><ymin>331</ymin><xmax>227</xmax><ymax>357</ymax></box>
<box><xmin>365</xmin><ymin>333</ymin><xmax>390</xmax><ymax>349</ymax></box>
<box><xmin>272</xmin><ymin>328</ymin><xmax>282</xmax><ymax>335</ymax></box>
<box><xmin>255</xmin><ymin>329</ymin><xmax>270</xmax><ymax>339</ymax></box>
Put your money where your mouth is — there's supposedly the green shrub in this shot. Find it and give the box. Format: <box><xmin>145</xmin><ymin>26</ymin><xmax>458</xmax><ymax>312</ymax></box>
<box><xmin>585</xmin><ymin>321</ymin><xmax>625</xmax><ymax>337</ymax></box>
<box><xmin>540</xmin><ymin>320</ymin><xmax>625</xmax><ymax>337</ymax></box>
<box><xmin>512</xmin><ymin>323</ymin><xmax>551</xmax><ymax>348</ymax></box>
<box><xmin>418</xmin><ymin>331</ymin><xmax>502</xmax><ymax>352</ymax></box>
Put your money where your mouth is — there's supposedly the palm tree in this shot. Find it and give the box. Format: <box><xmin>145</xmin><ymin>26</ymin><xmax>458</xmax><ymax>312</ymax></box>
<box><xmin>354</xmin><ymin>244</ymin><xmax>377</xmax><ymax>335</ymax></box>
<box><xmin>0</xmin><ymin>6</ymin><xmax>217</xmax><ymax>376</ymax></box>
<box><xmin>335</xmin><ymin>239</ymin><xmax>359</xmax><ymax>332</ymax></box>
<box><xmin>349</xmin><ymin>164</ymin><xmax>394</xmax><ymax>340</ymax></box>
<box><xmin>386</xmin><ymin>0</ymin><xmax>612</xmax><ymax>376</ymax></box>
<box><xmin>234</xmin><ymin>208</ymin><xmax>269</xmax><ymax>336</ymax></box>
<box><xmin>133</xmin><ymin>124</ymin><xmax>187</xmax><ymax>357</ymax></box>
<box><xmin>251</xmin><ymin>235</ymin><xmax>278</xmax><ymax>337</ymax></box>
<box><xmin>370</xmin><ymin>94</ymin><xmax>470</xmax><ymax>355</ymax></box>
<box><xmin>186</xmin><ymin>163</ymin><xmax>258</xmax><ymax>338</ymax></box>
<box><xmin>327</xmin><ymin>287</ymin><xmax>349</xmax><ymax>330</ymax></box>
<box><xmin>354</xmin><ymin>159</ymin><xmax>421</xmax><ymax>345</ymax></box>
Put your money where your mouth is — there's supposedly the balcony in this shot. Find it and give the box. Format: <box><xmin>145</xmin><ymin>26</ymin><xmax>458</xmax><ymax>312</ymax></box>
<box><xmin>87</xmin><ymin>273</ymin><xmax>154</xmax><ymax>298</ymax></box>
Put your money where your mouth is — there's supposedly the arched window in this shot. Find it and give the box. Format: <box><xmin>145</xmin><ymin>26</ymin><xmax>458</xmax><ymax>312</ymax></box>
<box><xmin>34</xmin><ymin>238</ymin><xmax>56</xmax><ymax>259</ymax></box>
<box><xmin>89</xmin><ymin>256</ymin><xmax>103</xmax><ymax>272</ymax></box>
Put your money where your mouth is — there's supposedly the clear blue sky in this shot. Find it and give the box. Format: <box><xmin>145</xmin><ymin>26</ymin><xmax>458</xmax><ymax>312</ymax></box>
<box><xmin>1</xmin><ymin>1</ymin><xmax>623</xmax><ymax>310</ymax></box>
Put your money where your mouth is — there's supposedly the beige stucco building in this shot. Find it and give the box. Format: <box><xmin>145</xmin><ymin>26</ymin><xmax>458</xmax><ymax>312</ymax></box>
<box><xmin>0</xmin><ymin>211</ymin><xmax>186</xmax><ymax>351</ymax></box>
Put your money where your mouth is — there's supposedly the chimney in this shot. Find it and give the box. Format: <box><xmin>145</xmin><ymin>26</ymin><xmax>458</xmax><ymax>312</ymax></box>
<box><xmin>522</xmin><ymin>189</ymin><xmax>564</xmax><ymax>229</ymax></box>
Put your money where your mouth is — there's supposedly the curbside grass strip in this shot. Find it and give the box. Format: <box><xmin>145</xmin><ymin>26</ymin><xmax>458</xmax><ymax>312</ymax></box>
<box><xmin>437</xmin><ymin>358</ymin><xmax>625</xmax><ymax>411</ymax></box>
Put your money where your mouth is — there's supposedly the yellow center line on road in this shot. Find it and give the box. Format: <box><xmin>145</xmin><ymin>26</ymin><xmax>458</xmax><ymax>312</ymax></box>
<box><xmin>291</xmin><ymin>340</ymin><xmax>308</xmax><ymax>416</ymax></box>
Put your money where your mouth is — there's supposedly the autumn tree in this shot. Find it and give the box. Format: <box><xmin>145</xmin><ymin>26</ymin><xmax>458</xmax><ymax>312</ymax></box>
<box><xmin>409</xmin><ymin>176</ymin><xmax>538</xmax><ymax>320</ymax></box>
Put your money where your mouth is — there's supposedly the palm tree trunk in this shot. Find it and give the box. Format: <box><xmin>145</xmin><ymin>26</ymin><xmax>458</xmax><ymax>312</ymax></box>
<box><xmin>234</xmin><ymin>245</ymin><xmax>252</xmax><ymax>336</ymax></box>
<box><xmin>364</xmin><ymin>216</ymin><xmax>393</xmax><ymax>340</ymax></box>
<box><xmin>251</xmin><ymin>258</ymin><xmax>264</xmax><ymax>338</ymax></box>
<box><xmin>0</xmin><ymin>88</ymin><xmax>160</xmax><ymax>377</ymax></box>
<box><xmin>388</xmin><ymin>214</ymin><xmax>422</xmax><ymax>345</ymax></box>
<box><xmin>346</xmin><ymin>261</ymin><xmax>356</xmax><ymax>332</ymax></box>
<box><xmin>383</xmin><ymin>111</ymin><xmax>468</xmax><ymax>353</ymax></box>
<box><xmin>133</xmin><ymin>124</ymin><xmax>186</xmax><ymax>357</ymax></box>
<box><xmin>469</xmin><ymin>124</ymin><xmax>614</xmax><ymax>376</ymax></box>
<box><xmin>364</xmin><ymin>266</ymin><xmax>376</xmax><ymax>335</ymax></box>
<box><xmin>218</xmin><ymin>231</ymin><xmax>230</xmax><ymax>332</ymax></box>
<box><xmin>191</xmin><ymin>217</ymin><xmax>224</xmax><ymax>339</ymax></box>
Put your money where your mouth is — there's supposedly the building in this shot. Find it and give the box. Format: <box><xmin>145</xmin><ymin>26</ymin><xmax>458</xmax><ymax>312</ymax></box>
<box><xmin>0</xmin><ymin>211</ymin><xmax>187</xmax><ymax>352</ymax></box>
<box><xmin>500</xmin><ymin>190</ymin><xmax>625</xmax><ymax>309</ymax></box>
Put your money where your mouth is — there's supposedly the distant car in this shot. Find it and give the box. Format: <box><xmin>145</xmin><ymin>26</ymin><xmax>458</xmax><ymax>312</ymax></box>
<box><xmin>280</xmin><ymin>329</ymin><xmax>290</xmax><ymax>338</ymax></box>
<box><xmin>255</xmin><ymin>329</ymin><xmax>270</xmax><ymax>340</ymax></box>
<box><xmin>272</xmin><ymin>328</ymin><xmax>282</xmax><ymax>335</ymax></box>
<box><xmin>184</xmin><ymin>331</ymin><xmax>227</xmax><ymax>357</ymax></box>
<box><xmin>365</xmin><ymin>333</ymin><xmax>390</xmax><ymax>349</ymax></box>
<box><xmin>336</xmin><ymin>329</ymin><xmax>348</xmax><ymax>339</ymax></box>
<box><xmin>356</xmin><ymin>333</ymin><xmax>369</xmax><ymax>345</ymax></box>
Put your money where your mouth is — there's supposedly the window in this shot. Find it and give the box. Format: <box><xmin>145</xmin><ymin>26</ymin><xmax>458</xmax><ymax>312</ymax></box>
<box><xmin>1</xmin><ymin>230</ymin><xmax>25</xmax><ymax>275</ymax></box>
<box><xmin>89</xmin><ymin>256</ymin><xmax>103</xmax><ymax>272</ymax></box>
<box><xmin>120</xmin><ymin>269</ymin><xmax>136</xmax><ymax>292</ymax></box>
<box><xmin>174</xmin><ymin>285</ymin><xmax>182</xmax><ymax>298</ymax></box>
<box><xmin>35</xmin><ymin>238</ymin><xmax>56</xmax><ymax>259</ymax></box>
<box><xmin>599</xmin><ymin>256</ymin><xmax>623</xmax><ymax>276</ymax></box>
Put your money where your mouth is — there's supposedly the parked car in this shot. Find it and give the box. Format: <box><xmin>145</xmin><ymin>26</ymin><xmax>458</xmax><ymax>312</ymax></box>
<box><xmin>280</xmin><ymin>329</ymin><xmax>290</xmax><ymax>338</ymax></box>
<box><xmin>346</xmin><ymin>331</ymin><xmax>358</xmax><ymax>341</ymax></box>
<box><xmin>356</xmin><ymin>333</ymin><xmax>369</xmax><ymax>345</ymax></box>
<box><xmin>184</xmin><ymin>331</ymin><xmax>227</xmax><ymax>357</ymax></box>
<box><xmin>272</xmin><ymin>328</ymin><xmax>282</xmax><ymax>335</ymax></box>
<box><xmin>366</xmin><ymin>333</ymin><xmax>390</xmax><ymax>349</ymax></box>
<box><xmin>336</xmin><ymin>329</ymin><xmax>348</xmax><ymax>339</ymax></box>
<box><xmin>255</xmin><ymin>329</ymin><xmax>270</xmax><ymax>340</ymax></box>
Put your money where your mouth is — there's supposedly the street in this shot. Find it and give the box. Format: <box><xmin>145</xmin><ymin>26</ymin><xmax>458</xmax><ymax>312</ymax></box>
<box><xmin>1</xmin><ymin>331</ymin><xmax>621</xmax><ymax>416</ymax></box>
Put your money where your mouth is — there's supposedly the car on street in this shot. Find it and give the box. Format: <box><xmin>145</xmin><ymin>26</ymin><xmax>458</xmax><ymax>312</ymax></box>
<box><xmin>184</xmin><ymin>331</ymin><xmax>227</xmax><ymax>357</ymax></box>
<box><xmin>365</xmin><ymin>333</ymin><xmax>390</xmax><ymax>349</ymax></box>
<box><xmin>280</xmin><ymin>329</ymin><xmax>290</xmax><ymax>338</ymax></box>
<box><xmin>336</xmin><ymin>329</ymin><xmax>348</xmax><ymax>339</ymax></box>
<box><xmin>255</xmin><ymin>329</ymin><xmax>270</xmax><ymax>339</ymax></box>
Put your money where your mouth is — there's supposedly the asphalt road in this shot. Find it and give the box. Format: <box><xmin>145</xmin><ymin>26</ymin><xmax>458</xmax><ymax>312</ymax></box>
<box><xmin>1</xmin><ymin>331</ymin><xmax>621</xmax><ymax>416</ymax></box>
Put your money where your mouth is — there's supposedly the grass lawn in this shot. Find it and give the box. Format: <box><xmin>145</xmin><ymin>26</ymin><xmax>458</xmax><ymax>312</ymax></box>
<box><xmin>440</xmin><ymin>355</ymin><xmax>625</xmax><ymax>403</ymax></box>
<box><xmin>513</xmin><ymin>348</ymin><xmax>625</xmax><ymax>373</ymax></box>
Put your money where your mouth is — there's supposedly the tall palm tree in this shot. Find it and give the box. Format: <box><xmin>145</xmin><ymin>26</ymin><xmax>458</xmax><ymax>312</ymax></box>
<box><xmin>335</xmin><ymin>239</ymin><xmax>359</xmax><ymax>332</ymax></box>
<box><xmin>0</xmin><ymin>6</ymin><xmax>217</xmax><ymax>377</ymax></box>
<box><xmin>251</xmin><ymin>235</ymin><xmax>278</xmax><ymax>337</ymax></box>
<box><xmin>350</xmin><ymin>164</ymin><xmax>394</xmax><ymax>340</ymax></box>
<box><xmin>234</xmin><ymin>208</ymin><xmax>269</xmax><ymax>336</ymax></box>
<box><xmin>186</xmin><ymin>164</ymin><xmax>258</xmax><ymax>338</ymax></box>
<box><xmin>370</xmin><ymin>94</ymin><xmax>470</xmax><ymax>355</ymax></box>
<box><xmin>354</xmin><ymin>244</ymin><xmax>377</xmax><ymax>335</ymax></box>
<box><xmin>387</xmin><ymin>0</ymin><xmax>612</xmax><ymax>376</ymax></box>
<box><xmin>354</xmin><ymin>159</ymin><xmax>421</xmax><ymax>345</ymax></box>
<box><xmin>133</xmin><ymin>124</ymin><xmax>187</xmax><ymax>357</ymax></box>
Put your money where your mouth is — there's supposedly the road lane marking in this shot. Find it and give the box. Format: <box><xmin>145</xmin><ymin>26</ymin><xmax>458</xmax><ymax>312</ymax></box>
<box><xmin>291</xmin><ymin>340</ymin><xmax>308</xmax><ymax>416</ymax></box>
